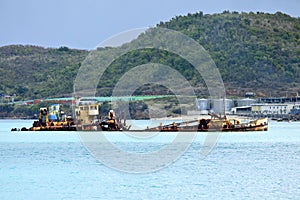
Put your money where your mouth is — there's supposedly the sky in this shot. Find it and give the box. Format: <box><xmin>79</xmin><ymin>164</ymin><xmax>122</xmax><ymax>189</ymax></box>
<box><xmin>0</xmin><ymin>0</ymin><xmax>299</xmax><ymax>50</ymax></box>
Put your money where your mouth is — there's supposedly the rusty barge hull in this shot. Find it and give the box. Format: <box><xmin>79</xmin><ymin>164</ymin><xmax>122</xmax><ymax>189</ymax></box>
<box><xmin>12</xmin><ymin>118</ymin><xmax>268</xmax><ymax>132</ymax></box>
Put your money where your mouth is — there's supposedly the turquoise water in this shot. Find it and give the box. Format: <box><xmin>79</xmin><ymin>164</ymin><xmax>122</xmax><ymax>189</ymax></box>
<box><xmin>0</xmin><ymin>120</ymin><xmax>299</xmax><ymax>199</ymax></box>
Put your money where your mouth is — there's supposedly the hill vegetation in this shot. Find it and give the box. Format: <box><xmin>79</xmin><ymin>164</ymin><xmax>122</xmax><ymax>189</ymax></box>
<box><xmin>158</xmin><ymin>11</ymin><xmax>300</xmax><ymax>96</ymax></box>
<box><xmin>0</xmin><ymin>11</ymin><xmax>300</xmax><ymax>104</ymax></box>
<box><xmin>0</xmin><ymin>45</ymin><xmax>88</xmax><ymax>100</ymax></box>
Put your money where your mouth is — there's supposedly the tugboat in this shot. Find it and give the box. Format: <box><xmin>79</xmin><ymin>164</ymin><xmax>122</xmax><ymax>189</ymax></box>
<box><xmin>98</xmin><ymin>110</ymin><xmax>131</xmax><ymax>131</ymax></box>
<box><xmin>74</xmin><ymin>99</ymin><xmax>130</xmax><ymax>131</ymax></box>
<box><xmin>29</xmin><ymin>104</ymin><xmax>76</xmax><ymax>131</ymax></box>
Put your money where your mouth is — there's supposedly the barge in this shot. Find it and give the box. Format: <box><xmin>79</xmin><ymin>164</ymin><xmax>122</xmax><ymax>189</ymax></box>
<box><xmin>11</xmin><ymin>101</ymin><xmax>268</xmax><ymax>132</ymax></box>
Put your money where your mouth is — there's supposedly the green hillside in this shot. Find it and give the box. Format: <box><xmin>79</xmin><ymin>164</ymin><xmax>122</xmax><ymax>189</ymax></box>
<box><xmin>158</xmin><ymin>11</ymin><xmax>300</xmax><ymax>96</ymax></box>
<box><xmin>0</xmin><ymin>45</ymin><xmax>88</xmax><ymax>99</ymax></box>
<box><xmin>0</xmin><ymin>11</ymin><xmax>300</xmax><ymax>101</ymax></box>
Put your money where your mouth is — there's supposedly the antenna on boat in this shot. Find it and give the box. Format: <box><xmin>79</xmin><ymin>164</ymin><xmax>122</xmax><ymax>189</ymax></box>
<box><xmin>123</xmin><ymin>112</ymin><xmax>126</xmax><ymax>126</ymax></box>
<box><xmin>223</xmin><ymin>96</ymin><xmax>226</xmax><ymax>119</ymax></box>
<box><xmin>73</xmin><ymin>95</ymin><xmax>80</xmax><ymax>119</ymax></box>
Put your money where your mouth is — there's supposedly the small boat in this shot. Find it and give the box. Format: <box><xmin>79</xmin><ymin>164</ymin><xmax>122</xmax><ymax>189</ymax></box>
<box><xmin>12</xmin><ymin>105</ymin><xmax>77</xmax><ymax>131</ymax></box>
<box><xmin>277</xmin><ymin>118</ymin><xmax>283</xmax><ymax>122</ymax></box>
<box><xmin>76</xmin><ymin>110</ymin><xmax>131</xmax><ymax>131</ymax></box>
<box><xmin>74</xmin><ymin>99</ymin><xmax>130</xmax><ymax>131</ymax></box>
<box><xmin>30</xmin><ymin>105</ymin><xmax>77</xmax><ymax>131</ymax></box>
<box><xmin>28</xmin><ymin>116</ymin><xmax>77</xmax><ymax>131</ymax></box>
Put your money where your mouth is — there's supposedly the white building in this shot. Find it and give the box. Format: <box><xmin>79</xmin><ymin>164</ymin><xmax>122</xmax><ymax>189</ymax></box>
<box><xmin>231</xmin><ymin>106</ymin><xmax>252</xmax><ymax>115</ymax></box>
<box><xmin>251</xmin><ymin>103</ymin><xmax>294</xmax><ymax>115</ymax></box>
<box><xmin>289</xmin><ymin>104</ymin><xmax>300</xmax><ymax>114</ymax></box>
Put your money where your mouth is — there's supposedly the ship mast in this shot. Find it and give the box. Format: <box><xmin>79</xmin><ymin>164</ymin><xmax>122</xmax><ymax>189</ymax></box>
<box><xmin>223</xmin><ymin>96</ymin><xmax>226</xmax><ymax>119</ymax></box>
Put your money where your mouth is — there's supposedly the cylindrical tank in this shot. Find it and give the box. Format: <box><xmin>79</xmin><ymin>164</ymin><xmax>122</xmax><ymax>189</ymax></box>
<box><xmin>212</xmin><ymin>99</ymin><xmax>234</xmax><ymax>114</ymax></box>
<box><xmin>196</xmin><ymin>98</ymin><xmax>210</xmax><ymax>111</ymax></box>
<box><xmin>237</xmin><ymin>98</ymin><xmax>256</xmax><ymax>107</ymax></box>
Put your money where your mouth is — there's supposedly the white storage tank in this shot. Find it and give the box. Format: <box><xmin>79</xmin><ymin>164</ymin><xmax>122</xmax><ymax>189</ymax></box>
<box><xmin>195</xmin><ymin>98</ymin><xmax>210</xmax><ymax>111</ymax></box>
<box><xmin>237</xmin><ymin>98</ymin><xmax>256</xmax><ymax>107</ymax></box>
<box><xmin>212</xmin><ymin>99</ymin><xmax>234</xmax><ymax>114</ymax></box>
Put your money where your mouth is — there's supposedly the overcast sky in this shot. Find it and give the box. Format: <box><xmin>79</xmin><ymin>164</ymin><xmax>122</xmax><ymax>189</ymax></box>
<box><xmin>1</xmin><ymin>0</ymin><xmax>299</xmax><ymax>50</ymax></box>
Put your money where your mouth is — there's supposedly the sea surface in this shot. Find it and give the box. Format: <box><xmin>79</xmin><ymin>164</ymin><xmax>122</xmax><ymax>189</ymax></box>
<box><xmin>0</xmin><ymin>119</ymin><xmax>299</xmax><ymax>200</ymax></box>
